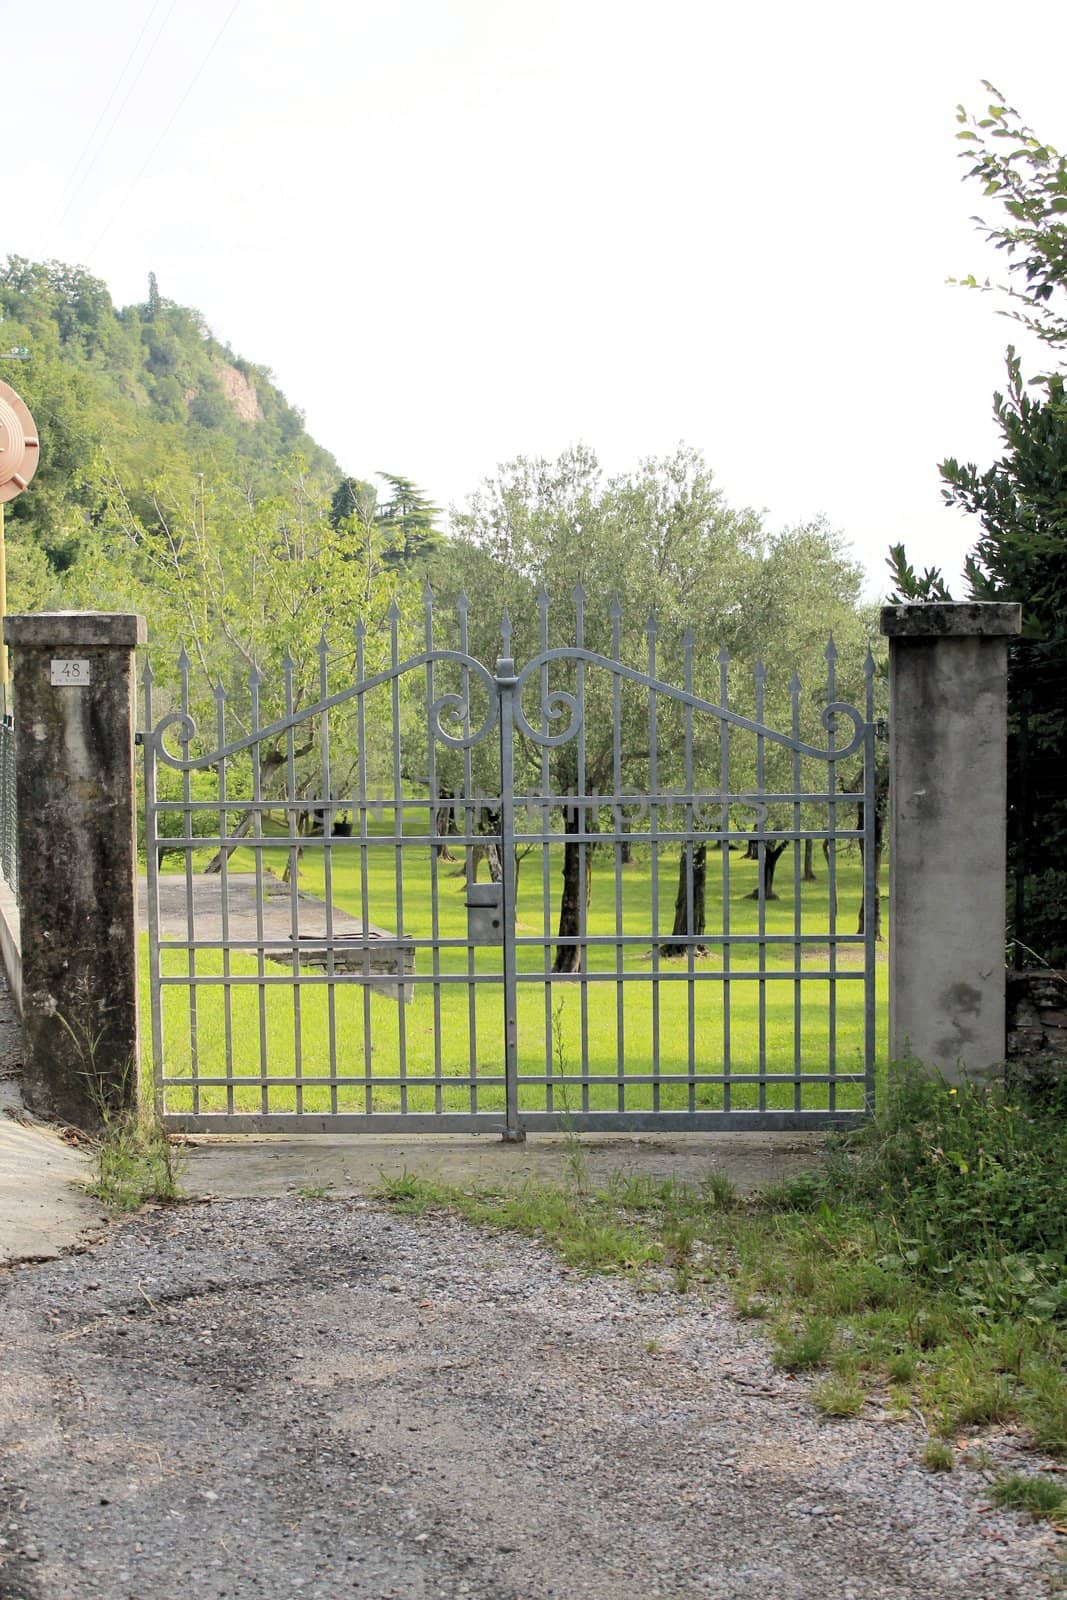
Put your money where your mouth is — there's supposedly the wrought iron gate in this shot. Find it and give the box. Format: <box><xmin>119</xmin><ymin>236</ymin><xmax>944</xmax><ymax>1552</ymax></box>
<box><xmin>142</xmin><ymin>591</ymin><xmax>881</xmax><ymax>1136</ymax></box>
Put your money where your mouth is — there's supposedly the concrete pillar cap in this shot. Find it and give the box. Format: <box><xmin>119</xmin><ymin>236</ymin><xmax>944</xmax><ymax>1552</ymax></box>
<box><xmin>3</xmin><ymin>612</ymin><xmax>147</xmax><ymax>649</ymax></box>
<box><xmin>879</xmin><ymin>602</ymin><xmax>1022</xmax><ymax>638</ymax></box>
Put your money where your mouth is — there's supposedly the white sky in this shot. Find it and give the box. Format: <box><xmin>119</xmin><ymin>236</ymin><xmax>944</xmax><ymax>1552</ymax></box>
<box><xmin>6</xmin><ymin>0</ymin><xmax>1067</xmax><ymax>593</ymax></box>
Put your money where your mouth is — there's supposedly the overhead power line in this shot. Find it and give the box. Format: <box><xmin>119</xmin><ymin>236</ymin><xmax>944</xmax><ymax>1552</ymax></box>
<box><xmin>49</xmin><ymin>0</ymin><xmax>179</xmax><ymax>238</ymax></box>
<box><xmin>86</xmin><ymin>0</ymin><xmax>243</xmax><ymax>261</ymax></box>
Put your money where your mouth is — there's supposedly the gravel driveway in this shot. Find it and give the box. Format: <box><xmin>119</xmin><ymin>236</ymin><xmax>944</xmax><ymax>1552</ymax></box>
<box><xmin>0</xmin><ymin>1197</ymin><xmax>1059</xmax><ymax>1599</ymax></box>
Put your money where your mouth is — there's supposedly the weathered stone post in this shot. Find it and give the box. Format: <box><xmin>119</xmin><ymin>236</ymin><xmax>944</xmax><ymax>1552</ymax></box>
<box><xmin>2</xmin><ymin>612</ymin><xmax>146</xmax><ymax>1126</ymax></box>
<box><xmin>880</xmin><ymin>601</ymin><xmax>1022</xmax><ymax>1083</ymax></box>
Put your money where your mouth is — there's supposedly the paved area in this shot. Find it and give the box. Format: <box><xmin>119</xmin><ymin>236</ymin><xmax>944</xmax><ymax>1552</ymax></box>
<box><xmin>0</xmin><ymin>981</ymin><xmax>100</xmax><ymax>1268</ymax></box>
<box><xmin>179</xmin><ymin>1128</ymin><xmax>830</xmax><ymax>1202</ymax></box>
<box><xmin>1</xmin><ymin>1199</ymin><xmax>1059</xmax><ymax>1600</ymax></box>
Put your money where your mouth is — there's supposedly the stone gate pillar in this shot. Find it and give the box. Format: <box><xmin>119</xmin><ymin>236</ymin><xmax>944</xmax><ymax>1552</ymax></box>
<box><xmin>880</xmin><ymin>601</ymin><xmax>1021</xmax><ymax>1083</ymax></box>
<box><xmin>3</xmin><ymin>612</ymin><xmax>146</xmax><ymax>1127</ymax></box>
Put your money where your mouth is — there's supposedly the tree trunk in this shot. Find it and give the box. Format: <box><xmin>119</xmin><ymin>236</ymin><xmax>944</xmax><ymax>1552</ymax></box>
<box><xmin>663</xmin><ymin>843</ymin><xmax>707</xmax><ymax>957</ymax></box>
<box><xmin>204</xmin><ymin>808</ymin><xmax>255</xmax><ymax>874</ymax></box>
<box><xmin>435</xmin><ymin>790</ymin><xmax>459</xmax><ymax>860</ymax></box>
<box><xmin>856</xmin><ymin>762</ymin><xmax>888</xmax><ymax>940</ymax></box>
<box><xmin>553</xmin><ymin>803</ymin><xmax>593</xmax><ymax>973</ymax></box>
<box><xmin>746</xmin><ymin>841</ymin><xmax>787</xmax><ymax>900</ymax></box>
<box><xmin>803</xmin><ymin>838</ymin><xmax>817</xmax><ymax>882</ymax></box>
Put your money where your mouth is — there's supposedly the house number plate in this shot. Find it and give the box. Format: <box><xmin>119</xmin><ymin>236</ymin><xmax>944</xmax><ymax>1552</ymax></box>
<box><xmin>50</xmin><ymin>659</ymin><xmax>91</xmax><ymax>686</ymax></box>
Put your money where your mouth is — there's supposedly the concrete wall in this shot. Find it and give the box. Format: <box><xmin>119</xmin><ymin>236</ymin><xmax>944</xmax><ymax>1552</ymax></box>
<box><xmin>2</xmin><ymin>612</ymin><xmax>145</xmax><ymax>1127</ymax></box>
<box><xmin>881</xmin><ymin>602</ymin><xmax>1021</xmax><ymax>1082</ymax></box>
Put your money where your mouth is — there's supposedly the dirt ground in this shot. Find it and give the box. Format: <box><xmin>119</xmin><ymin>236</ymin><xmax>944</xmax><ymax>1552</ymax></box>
<box><xmin>0</xmin><ymin>1195</ymin><xmax>1060</xmax><ymax>1600</ymax></box>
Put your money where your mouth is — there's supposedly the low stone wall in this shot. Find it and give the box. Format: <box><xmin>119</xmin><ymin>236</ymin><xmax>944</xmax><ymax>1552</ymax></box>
<box><xmin>1006</xmin><ymin>969</ymin><xmax>1067</xmax><ymax>1082</ymax></box>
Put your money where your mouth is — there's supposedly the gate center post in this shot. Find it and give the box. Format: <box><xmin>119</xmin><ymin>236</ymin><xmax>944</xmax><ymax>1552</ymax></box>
<box><xmin>496</xmin><ymin>654</ymin><xmax>525</xmax><ymax>1142</ymax></box>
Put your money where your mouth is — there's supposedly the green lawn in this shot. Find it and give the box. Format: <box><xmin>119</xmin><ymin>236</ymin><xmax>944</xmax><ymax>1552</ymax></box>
<box><xmin>147</xmin><ymin>817</ymin><xmax>886</xmax><ymax>1121</ymax></box>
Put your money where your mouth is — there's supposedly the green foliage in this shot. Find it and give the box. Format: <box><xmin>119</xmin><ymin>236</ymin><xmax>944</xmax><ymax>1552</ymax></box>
<box><xmin>830</xmin><ymin>1063</ymin><xmax>1067</xmax><ymax>1317</ymax></box>
<box><xmin>770</xmin><ymin>1316</ymin><xmax>836</xmax><ymax>1371</ymax></box>
<box><xmin>888</xmin><ymin>90</ymin><xmax>1067</xmax><ymax>964</ymax></box>
<box><xmin>950</xmin><ymin>84</ymin><xmax>1067</xmax><ymax>350</ymax></box>
<box><xmin>990</xmin><ymin>1473</ymin><xmax>1067</xmax><ymax>1522</ymax></box>
<box><xmin>86</xmin><ymin>1108</ymin><xmax>183</xmax><ymax>1212</ymax></box>
<box><xmin>811</xmin><ymin>1378</ymin><xmax>867</xmax><ymax>1418</ymax></box>
<box><xmin>921</xmin><ymin>1439</ymin><xmax>954</xmax><ymax>1472</ymax></box>
<box><xmin>0</xmin><ymin>257</ymin><xmax>341</xmax><ymax>590</ymax></box>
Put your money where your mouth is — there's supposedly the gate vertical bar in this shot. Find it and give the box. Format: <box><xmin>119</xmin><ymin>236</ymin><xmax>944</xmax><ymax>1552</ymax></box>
<box><xmin>719</xmin><ymin>647</ymin><xmax>732</xmax><ymax>1113</ymax></box>
<box><xmin>497</xmin><ymin>645</ymin><xmax>523</xmax><ymax>1141</ymax></box>
<box><xmin>574</xmin><ymin>584</ymin><xmax>590</xmax><ymax>1113</ymax></box>
<box><xmin>538</xmin><ymin>588</ymin><xmax>553</xmax><ymax>1114</ymax></box>
<box><xmin>862</xmin><ymin>649</ymin><xmax>878</xmax><ymax>1108</ymax></box>
<box><xmin>143</xmin><ymin>661</ymin><xmax>165</xmax><ymax>1112</ymax></box>
<box><xmin>754</xmin><ymin>660</ymin><xmax>767</xmax><ymax>1113</ymax></box>
<box><xmin>354</xmin><ymin>621</ymin><xmax>374</xmax><ymax>1116</ymax></box>
<box><xmin>825</xmin><ymin>637</ymin><xmax>839</xmax><ymax>1112</ymax></box>
<box><xmin>389</xmin><ymin>602</ymin><xmax>409</xmax><ymax>1113</ymax></box>
<box><xmin>423</xmin><ymin>587</ymin><xmax>444</xmax><ymax>1113</ymax></box>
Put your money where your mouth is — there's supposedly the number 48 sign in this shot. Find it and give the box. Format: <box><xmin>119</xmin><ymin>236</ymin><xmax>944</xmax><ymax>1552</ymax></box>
<box><xmin>50</xmin><ymin>659</ymin><xmax>91</xmax><ymax>687</ymax></box>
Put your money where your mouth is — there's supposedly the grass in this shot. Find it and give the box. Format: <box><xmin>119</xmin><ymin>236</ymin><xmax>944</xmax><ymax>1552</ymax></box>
<box><xmin>989</xmin><ymin>1473</ymin><xmax>1067</xmax><ymax>1523</ymax></box>
<box><xmin>375</xmin><ymin>1066</ymin><xmax>1067</xmax><ymax>1464</ymax></box>
<box><xmin>85</xmin><ymin>1106</ymin><xmax>183</xmax><ymax>1211</ymax></box>
<box><xmin>921</xmin><ymin>1439</ymin><xmax>955</xmax><ymax>1473</ymax></box>
<box><xmin>145</xmin><ymin>815</ymin><xmax>887</xmax><ymax>1119</ymax></box>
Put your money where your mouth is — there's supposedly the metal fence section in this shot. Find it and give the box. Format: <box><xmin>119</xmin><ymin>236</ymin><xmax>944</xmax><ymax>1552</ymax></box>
<box><xmin>142</xmin><ymin>592</ymin><xmax>881</xmax><ymax>1136</ymax></box>
<box><xmin>0</xmin><ymin>719</ymin><xmax>17</xmax><ymax>900</ymax></box>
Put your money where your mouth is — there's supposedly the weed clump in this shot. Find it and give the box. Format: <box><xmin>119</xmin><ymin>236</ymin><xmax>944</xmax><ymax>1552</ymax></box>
<box><xmin>86</xmin><ymin>1109</ymin><xmax>182</xmax><ymax>1211</ymax></box>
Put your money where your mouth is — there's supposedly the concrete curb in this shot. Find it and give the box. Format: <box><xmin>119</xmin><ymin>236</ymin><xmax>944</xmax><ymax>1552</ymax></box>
<box><xmin>0</xmin><ymin>1113</ymin><xmax>103</xmax><ymax>1267</ymax></box>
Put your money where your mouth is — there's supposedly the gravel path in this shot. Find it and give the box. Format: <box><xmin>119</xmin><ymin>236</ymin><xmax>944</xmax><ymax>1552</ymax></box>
<box><xmin>0</xmin><ymin>1197</ymin><xmax>1060</xmax><ymax>1599</ymax></box>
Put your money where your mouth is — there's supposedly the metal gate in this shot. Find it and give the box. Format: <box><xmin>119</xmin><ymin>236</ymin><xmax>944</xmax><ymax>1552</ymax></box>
<box><xmin>142</xmin><ymin>591</ymin><xmax>880</xmax><ymax>1136</ymax></box>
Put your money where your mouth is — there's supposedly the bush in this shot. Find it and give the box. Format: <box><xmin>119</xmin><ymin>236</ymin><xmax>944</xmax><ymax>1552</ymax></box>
<box><xmin>824</xmin><ymin>1063</ymin><xmax>1067</xmax><ymax>1319</ymax></box>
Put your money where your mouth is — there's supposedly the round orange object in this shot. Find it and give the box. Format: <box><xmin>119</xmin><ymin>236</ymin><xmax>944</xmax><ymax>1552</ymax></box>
<box><xmin>0</xmin><ymin>379</ymin><xmax>40</xmax><ymax>503</ymax></box>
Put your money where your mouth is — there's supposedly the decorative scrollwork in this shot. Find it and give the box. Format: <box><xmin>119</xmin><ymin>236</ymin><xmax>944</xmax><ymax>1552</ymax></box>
<box><xmin>149</xmin><ymin>711</ymin><xmax>202</xmax><ymax>771</ymax></box>
<box><xmin>513</xmin><ymin>685</ymin><xmax>583</xmax><ymax>749</ymax></box>
<box><xmin>819</xmin><ymin>701</ymin><xmax>865</xmax><ymax>762</ymax></box>
<box><xmin>431</xmin><ymin>684</ymin><xmax>499</xmax><ymax>750</ymax></box>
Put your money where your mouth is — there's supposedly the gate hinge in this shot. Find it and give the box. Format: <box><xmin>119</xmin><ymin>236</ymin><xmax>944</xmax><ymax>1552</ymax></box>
<box><xmin>134</xmin><ymin>731</ymin><xmax>145</xmax><ymax>746</ymax></box>
<box><xmin>875</xmin><ymin>718</ymin><xmax>888</xmax><ymax>743</ymax></box>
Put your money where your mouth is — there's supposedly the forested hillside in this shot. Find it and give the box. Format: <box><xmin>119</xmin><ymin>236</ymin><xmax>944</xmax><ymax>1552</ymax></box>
<box><xmin>0</xmin><ymin>258</ymin><xmax>347</xmax><ymax>591</ymax></box>
<box><xmin>0</xmin><ymin>257</ymin><xmax>436</xmax><ymax>725</ymax></box>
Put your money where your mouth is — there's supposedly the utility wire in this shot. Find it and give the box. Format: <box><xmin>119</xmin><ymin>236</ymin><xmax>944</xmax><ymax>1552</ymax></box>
<box><xmin>49</xmin><ymin>0</ymin><xmax>178</xmax><ymax>237</ymax></box>
<box><xmin>86</xmin><ymin>0</ymin><xmax>242</xmax><ymax>261</ymax></box>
